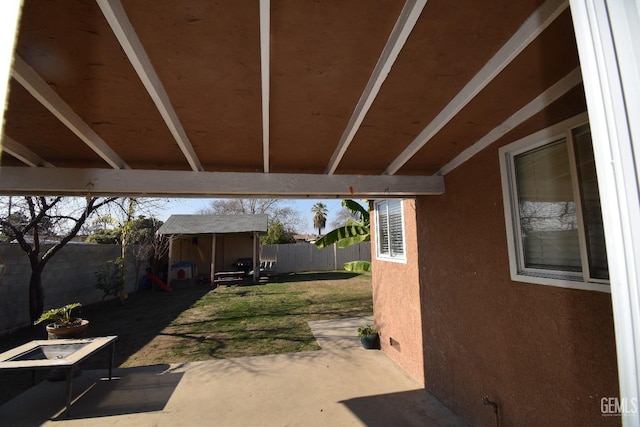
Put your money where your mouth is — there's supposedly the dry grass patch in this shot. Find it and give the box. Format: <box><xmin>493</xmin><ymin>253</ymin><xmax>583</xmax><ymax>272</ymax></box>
<box><xmin>0</xmin><ymin>271</ymin><xmax>372</xmax><ymax>405</ymax></box>
<box><xmin>118</xmin><ymin>271</ymin><xmax>373</xmax><ymax>365</ymax></box>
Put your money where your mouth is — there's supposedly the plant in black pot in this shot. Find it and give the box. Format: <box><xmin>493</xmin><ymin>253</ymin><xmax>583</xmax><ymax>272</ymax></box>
<box><xmin>357</xmin><ymin>325</ymin><xmax>380</xmax><ymax>349</ymax></box>
<box><xmin>34</xmin><ymin>302</ymin><xmax>89</xmax><ymax>340</ymax></box>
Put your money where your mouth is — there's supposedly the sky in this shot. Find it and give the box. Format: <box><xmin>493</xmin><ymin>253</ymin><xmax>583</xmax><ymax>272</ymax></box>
<box><xmin>154</xmin><ymin>198</ymin><xmax>345</xmax><ymax>235</ymax></box>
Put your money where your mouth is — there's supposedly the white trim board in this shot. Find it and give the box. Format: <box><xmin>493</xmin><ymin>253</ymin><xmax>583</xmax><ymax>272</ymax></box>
<box><xmin>1</xmin><ymin>135</ymin><xmax>55</xmax><ymax>168</ymax></box>
<box><xmin>325</xmin><ymin>0</ymin><xmax>427</xmax><ymax>175</ymax></box>
<box><xmin>97</xmin><ymin>0</ymin><xmax>203</xmax><ymax>172</ymax></box>
<box><xmin>0</xmin><ymin>167</ymin><xmax>445</xmax><ymax>198</ymax></box>
<box><xmin>10</xmin><ymin>56</ymin><xmax>129</xmax><ymax>170</ymax></box>
<box><xmin>439</xmin><ymin>66</ymin><xmax>582</xmax><ymax>176</ymax></box>
<box><xmin>570</xmin><ymin>0</ymin><xmax>640</xmax><ymax>422</ymax></box>
<box><xmin>384</xmin><ymin>0</ymin><xmax>569</xmax><ymax>175</ymax></box>
<box><xmin>260</xmin><ymin>0</ymin><xmax>270</xmax><ymax>173</ymax></box>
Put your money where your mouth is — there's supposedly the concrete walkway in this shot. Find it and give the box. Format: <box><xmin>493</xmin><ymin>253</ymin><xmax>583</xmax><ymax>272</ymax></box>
<box><xmin>0</xmin><ymin>317</ymin><xmax>466</xmax><ymax>426</ymax></box>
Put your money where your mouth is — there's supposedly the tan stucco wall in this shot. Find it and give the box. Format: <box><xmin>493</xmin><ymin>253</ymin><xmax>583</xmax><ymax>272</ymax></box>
<box><xmin>372</xmin><ymin>199</ymin><xmax>425</xmax><ymax>385</ymax></box>
<box><xmin>369</xmin><ymin>87</ymin><xmax>620</xmax><ymax>425</ymax></box>
<box><xmin>414</xmin><ymin>139</ymin><xmax>619</xmax><ymax>425</ymax></box>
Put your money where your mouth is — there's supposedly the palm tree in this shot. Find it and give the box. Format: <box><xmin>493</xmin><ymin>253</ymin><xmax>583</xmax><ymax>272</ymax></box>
<box><xmin>311</xmin><ymin>202</ymin><xmax>328</xmax><ymax>237</ymax></box>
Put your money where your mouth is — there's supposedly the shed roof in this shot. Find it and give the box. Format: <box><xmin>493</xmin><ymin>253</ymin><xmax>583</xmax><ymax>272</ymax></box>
<box><xmin>157</xmin><ymin>214</ymin><xmax>268</xmax><ymax>235</ymax></box>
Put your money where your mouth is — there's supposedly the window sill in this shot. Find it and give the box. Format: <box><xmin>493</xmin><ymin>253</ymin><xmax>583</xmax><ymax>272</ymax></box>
<box><xmin>375</xmin><ymin>256</ymin><xmax>407</xmax><ymax>264</ymax></box>
<box><xmin>511</xmin><ymin>271</ymin><xmax>610</xmax><ymax>293</ymax></box>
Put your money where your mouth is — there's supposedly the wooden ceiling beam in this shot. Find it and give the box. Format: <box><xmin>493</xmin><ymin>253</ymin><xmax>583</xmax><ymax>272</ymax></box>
<box><xmin>1</xmin><ymin>135</ymin><xmax>55</xmax><ymax>168</ymax></box>
<box><xmin>438</xmin><ymin>67</ymin><xmax>583</xmax><ymax>175</ymax></box>
<box><xmin>260</xmin><ymin>0</ymin><xmax>270</xmax><ymax>173</ymax></box>
<box><xmin>384</xmin><ymin>0</ymin><xmax>569</xmax><ymax>175</ymax></box>
<box><xmin>0</xmin><ymin>167</ymin><xmax>445</xmax><ymax>198</ymax></box>
<box><xmin>10</xmin><ymin>56</ymin><xmax>129</xmax><ymax>170</ymax></box>
<box><xmin>325</xmin><ymin>0</ymin><xmax>428</xmax><ymax>175</ymax></box>
<box><xmin>97</xmin><ymin>0</ymin><xmax>204</xmax><ymax>172</ymax></box>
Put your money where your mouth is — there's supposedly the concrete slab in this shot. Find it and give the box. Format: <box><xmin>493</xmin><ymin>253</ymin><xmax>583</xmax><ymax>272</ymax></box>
<box><xmin>308</xmin><ymin>316</ymin><xmax>375</xmax><ymax>349</ymax></box>
<box><xmin>0</xmin><ymin>317</ymin><xmax>467</xmax><ymax>426</ymax></box>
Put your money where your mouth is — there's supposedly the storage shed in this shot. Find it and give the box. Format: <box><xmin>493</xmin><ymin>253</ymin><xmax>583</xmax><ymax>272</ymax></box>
<box><xmin>156</xmin><ymin>214</ymin><xmax>268</xmax><ymax>284</ymax></box>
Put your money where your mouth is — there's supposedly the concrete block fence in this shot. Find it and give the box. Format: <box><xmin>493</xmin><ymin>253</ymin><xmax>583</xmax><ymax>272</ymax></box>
<box><xmin>0</xmin><ymin>243</ymin><xmax>138</xmax><ymax>334</ymax></box>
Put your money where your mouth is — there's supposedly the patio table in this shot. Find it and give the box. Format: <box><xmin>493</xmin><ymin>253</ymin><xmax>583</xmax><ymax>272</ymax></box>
<box><xmin>214</xmin><ymin>271</ymin><xmax>246</xmax><ymax>284</ymax></box>
<box><xmin>0</xmin><ymin>336</ymin><xmax>117</xmax><ymax>417</ymax></box>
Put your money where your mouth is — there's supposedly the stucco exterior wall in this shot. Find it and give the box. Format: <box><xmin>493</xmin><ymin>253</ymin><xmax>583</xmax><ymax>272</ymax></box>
<box><xmin>414</xmin><ymin>142</ymin><xmax>619</xmax><ymax>425</ymax></box>
<box><xmin>371</xmin><ymin>199</ymin><xmax>425</xmax><ymax>385</ymax></box>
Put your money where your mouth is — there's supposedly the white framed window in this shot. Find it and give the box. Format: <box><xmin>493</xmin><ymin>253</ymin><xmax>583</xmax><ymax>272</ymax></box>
<box><xmin>499</xmin><ymin>113</ymin><xmax>609</xmax><ymax>292</ymax></box>
<box><xmin>374</xmin><ymin>199</ymin><xmax>406</xmax><ymax>263</ymax></box>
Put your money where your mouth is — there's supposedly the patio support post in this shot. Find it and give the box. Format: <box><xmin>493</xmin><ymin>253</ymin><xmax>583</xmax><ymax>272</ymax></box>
<box><xmin>167</xmin><ymin>236</ymin><xmax>174</xmax><ymax>284</ymax></box>
<box><xmin>211</xmin><ymin>234</ymin><xmax>216</xmax><ymax>283</ymax></box>
<box><xmin>570</xmin><ymin>0</ymin><xmax>640</xmax><ymax>424</ymax></box>
<box><xmin>253</xmin><ymin>232</ymin><xmax>259</xmax><ymax>283</ymax></box>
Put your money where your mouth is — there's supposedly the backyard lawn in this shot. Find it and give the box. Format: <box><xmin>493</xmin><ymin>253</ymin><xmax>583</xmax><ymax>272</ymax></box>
<box><xmin>0</xmin><ymin>271</ymin><xmax>373</xmax><ymax>405</ymax></box>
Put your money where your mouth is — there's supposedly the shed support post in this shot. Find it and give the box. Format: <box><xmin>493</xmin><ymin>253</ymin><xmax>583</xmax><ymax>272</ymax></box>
<box><xmin>167</xmin><ymin>236</ymin><xmax>174</xmax><ymax>284</ymax></box>
<box><xmin>253</xmin><ymin>232</ymin><xmax>259</xmax><ymax>283</ymax></box>
<box><xmin>211</xmin><ymin>234</ymin><xmax>216</xmax><ymax>284</ymax></box>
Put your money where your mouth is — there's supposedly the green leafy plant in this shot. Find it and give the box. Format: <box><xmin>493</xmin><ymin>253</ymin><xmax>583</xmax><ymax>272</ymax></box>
<box><xmin>34</xmin><ymin>303</ymin><xmax>82</xmax><ymax>327</ymax></box>
<box><xmin>95</xmin><ymin>257</ymin><xmax>125</xmax><ymax>301</ymax></box>
<box><xmin>357</xmin><ymin>325</ymin><xmax>378</xmax><ymax>338</ymax></box>
<box><xmin>315</xmin><ymin>200</ymin><xmax>371</xmax><ymax>271</ymax></box>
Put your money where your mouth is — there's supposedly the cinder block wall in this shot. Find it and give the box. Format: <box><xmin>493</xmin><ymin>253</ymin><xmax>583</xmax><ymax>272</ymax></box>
<box><xmin>0</xmin><ymin>243</ymin><xmax>139</xmax><ymax>333</ymax></box>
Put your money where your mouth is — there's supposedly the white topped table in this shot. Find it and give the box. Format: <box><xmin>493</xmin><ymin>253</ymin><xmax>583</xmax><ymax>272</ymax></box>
<box><xmin>0</xmin><ymin>336</ymin><xmax>117</xmax><ymax>417</ymax></box>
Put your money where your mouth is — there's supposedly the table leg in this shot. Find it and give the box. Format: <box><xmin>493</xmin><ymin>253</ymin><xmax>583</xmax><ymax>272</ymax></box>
<box><xmin>108</xmin><ymin>341</ymin><xmax>115</xmax><ymax>380</ymax></box>
<box><xmin>65</xmin><ymin>367</ymin><xmax>73</xmax><ymax>418</ymax></box>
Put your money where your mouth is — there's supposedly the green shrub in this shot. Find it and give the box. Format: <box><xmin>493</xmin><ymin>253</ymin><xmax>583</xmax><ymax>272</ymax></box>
<box><xmin>357</xmin><ymin>325</ymin><xmax>378</xmax><ymax>338</ymax></box>
<box><xmin>95</xmin><ymin>257</ymin><xmax>124</xmax><ymax>301</ymax></box>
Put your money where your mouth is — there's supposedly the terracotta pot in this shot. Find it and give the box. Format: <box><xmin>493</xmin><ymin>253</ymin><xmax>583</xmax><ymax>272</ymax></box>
<box><xmin>46</xmin><ymin>319</ymin><xmax>89</xmax><ymax>340</ymax></box>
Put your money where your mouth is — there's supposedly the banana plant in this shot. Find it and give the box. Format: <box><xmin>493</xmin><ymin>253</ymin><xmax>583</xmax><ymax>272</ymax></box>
<box><xmin>315</xmin><ymin>200</ymin><xmax>371</xmax><ymax>271</ymax></box>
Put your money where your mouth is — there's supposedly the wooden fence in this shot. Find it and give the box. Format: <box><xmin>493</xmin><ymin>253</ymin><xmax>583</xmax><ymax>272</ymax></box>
<box><xmin>259</xmin><ymin>242</ymin><xmax>370</xmax><ymax>274</ymax></box>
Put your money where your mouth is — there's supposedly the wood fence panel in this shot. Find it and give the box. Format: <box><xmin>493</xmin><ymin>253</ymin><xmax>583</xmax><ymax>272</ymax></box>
<box><xmin>260</xmin><ymin>242</ymin><xmax>371</xmax><ymax>273</ymax></box>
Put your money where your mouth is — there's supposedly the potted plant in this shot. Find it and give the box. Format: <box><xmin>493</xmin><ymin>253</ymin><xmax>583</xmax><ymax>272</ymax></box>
<box><xmin>34</xmin><ymin>302</ymin><xmax>89</xmax><ymax>339</ymax></box>
<box><xmin>357</xmin><ymin>325</ymin><xmax>380</xmax><ymax>349</ymax></box>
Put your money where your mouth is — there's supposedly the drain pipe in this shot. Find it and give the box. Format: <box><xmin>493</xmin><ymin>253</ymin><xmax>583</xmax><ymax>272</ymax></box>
<box><xmin>482</xmin><ymin>396</ymin><xmax>500</xmax><ymax>427</ymax></box>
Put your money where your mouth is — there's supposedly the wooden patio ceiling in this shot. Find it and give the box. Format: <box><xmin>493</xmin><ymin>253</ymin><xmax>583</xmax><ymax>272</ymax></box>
<box><xmin>0</xmin><ymin>0</ymin><xmax>584</xmax><ymax>198</ymax></box>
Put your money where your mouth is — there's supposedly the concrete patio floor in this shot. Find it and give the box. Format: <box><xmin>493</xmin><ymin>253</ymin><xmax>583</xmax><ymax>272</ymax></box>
<box><xmin>0</xmin><ymin>317</ymin><xmax>466</xmax><ymax>426</ymax></box>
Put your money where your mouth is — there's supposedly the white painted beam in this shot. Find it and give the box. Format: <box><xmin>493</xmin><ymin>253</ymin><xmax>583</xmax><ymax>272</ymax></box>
<box><xmin>570</xmin><ymin>0</ymin><xmax>640</xmax><ymax>423</ymax></box>
<box><xmin>260</xmin><ymin>0</ymin><xmax>270</xmax><ymax>173</ymax></box>
<box><xmin>1</xmin><ymin>135</ymin><xmax>55</xmax><ymax>167</ymax></box>
<box><xmin>10</xmin><ymin>56</ymin><xmax>129</xmax><ymax>170</ymax></box>
<box><xmin>97</xmin><ymin>0</ymin><xmax>203</xmax><ymax>172</ymax></box>
<box><xmin>0</xmin><ymin>0</ymin><xmax>22</xmax><ymax>140</ymax></box>
<box><xmin>0</xmin><ymin>166</ymin><xmax>445</xmax><ymax>198</ymax></box>
<box><xmin>325</xmin><ymin>0</ymin><xmax>427</xmax><ymax>175</ymax></box>
<box><xmin>438</xmin><ymin>66</ymin><xmax>582</xmax><ymax>175</ymax></box>
<box><xmin>384</xmin><ymin>0</ymin><xmax>568</xmax><ymax>175</ymax></box>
